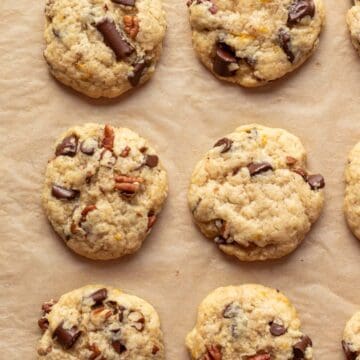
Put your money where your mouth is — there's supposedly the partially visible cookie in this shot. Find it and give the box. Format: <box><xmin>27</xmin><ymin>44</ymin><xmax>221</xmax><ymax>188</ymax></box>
<box><xmin>42</xmin><ymin>123</ymin><xmax>168</xmax><ymax>260</ymax></box>
<box><xmin>188</xmin><ymin>124</ymin><xmax>325</xmax><ymax>261</ymax></box>
<box><xmin>344</xmin><ymin>142</ymin><xmax>360</xmax><ymax>240</ymax></box>
<box><xmin>187</xmin><ymin>0</ymin><xmax>325</xmax><ymax>87</ymax></box>
<box><xmin>186</xmin><ymin>284</ymin><xmax>314</xmax><ymax>360</ymax></box>
<box><xmin>37</xmin><ymin>285</ymin><xmax>165</xmax><ymax>359</ymax></box>
<box><xmin>347</xmin><ymin>2</ymin><xmax>360</xmax><ymax>55</ymax></box>
<box><xmin>342</xmin><ymin>311</ymin><xmax>360</xmax><ymax>360</ymax></box>
<box><xmin>44</xmin><ymin>0</ymin><xmax>166</xmax><ymax>98</ymax></box>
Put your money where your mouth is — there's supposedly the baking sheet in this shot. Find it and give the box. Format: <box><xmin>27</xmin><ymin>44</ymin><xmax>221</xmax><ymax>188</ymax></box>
<box><xmin>1</xmin><ymin>0</ymin><xmax>359</xmax><ymax>358</ymax></box>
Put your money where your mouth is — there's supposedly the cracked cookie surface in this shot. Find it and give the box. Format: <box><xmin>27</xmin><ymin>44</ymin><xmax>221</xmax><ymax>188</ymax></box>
<box><xmin>186</xmin><ymin>284</ymin><xmax>313</xmax><ymax>360</ymax></box>
<box><xmin>37</xmin><ymin>285</ymin><xmax>165</xmax><ymax>359</ymax></box>
<box><xmin>188</xmin><ymin>124</ymin><xmax>324</xmax><ymax>261</ymax></box>
<box><xmin>344</xmin><ymin>141</ymin><xmax>360</xmax><ymax>241</ymax></box>
<box><xmin>44</xmin><ymin>0</ymin><xmax>166</xmax><ymax>98</ymax></box>
<box><xmin>347</xmin><ymin>2</ymin><xmax>360</xmax><ymax>58</ymax></box>
<box><xmin>187</xmin><ymin>0</ymin><xmax>324</xmax><ymax>87</ymax></box>
<box><xmin>42</xmin><ymin>123</ymin><xmax>168</xmax><ymax>260</ymax></box>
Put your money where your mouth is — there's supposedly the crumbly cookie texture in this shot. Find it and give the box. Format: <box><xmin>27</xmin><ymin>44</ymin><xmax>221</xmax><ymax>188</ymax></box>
<box><xmin>186</xmin><ymin>284</ymin><xmax>313</xmax><ymax>360</ymax></box>
<box><xmin>44</xmin><ymin>0</ymin><xmax>166</xmax><ymax>98</ymax></box>
<box><xmin>37</xmin><ymin>285</ymin><xmax>165</xmax><ymax>359</ymax></box>
<box><xmin>42</xmin><ymin>123</ymin><xmax>168</xmax><ymax>260</ymax></box>
<box><xmin>342</xmin><ymin>311</ymin><xmax>360</xmax><ymax>360</ymax></box>
<box><xmin>344</xmin><ymin>142</ymin><xmax>360</xmax><ymax>240</ymax></box>
<box><xmin>347</xmin><ymin>3</ymin><xmax>360</xmax><ymax>58</ymax></box>
<box><xmin>188</xmin><ymin>124</ymin><xmax>324</xmax><ymax>261</ymax></box>
<box><xmin>187</xmin><ymin>0</ymin><xmax>325</xmax><ymax>87</ymax></box>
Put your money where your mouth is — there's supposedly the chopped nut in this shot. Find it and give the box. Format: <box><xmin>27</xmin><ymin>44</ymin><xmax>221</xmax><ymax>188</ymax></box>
<box><xmin>115</xmin><ymin>182</ymin><xmax>140</xmax><ymax>195</ymax></box>
<box><xmin>102</xmin><ymin>124</ymin><xmax>115</xmax><ymax>151</ymax></box>
<box><xmin>88</xmin><ymin>343</ymin><xmax>101</xmax><ymax>360</ymax></box>
<box><xmin>203</xmin><ymin>344</ymin><xmax>222</xmax><ymax>360</ymax></box>
<box><xmin>286</xmin><ymin>156</ymin><xmax>297</xmax><ymax>166</ymax></box>
<box><xmin>114</xmin><ymin>175</ymin><xmax>144</xmax><ymax>184</ymax></box>
<box><xmin>147</xmin><ymin>212</ymin><xmax>157</xmax><ymax>230</ymax></box>
<box><xmin>42</xmin><ymin>300</ymin><xmax>57</xmax><ymax>314</ymax></box>
<box><xmin>80</xmin><ymin>205</ymin><xmax>97</xmax><ymax>224</ymax></box>
<box><xmin>120</xmin><ymin>146</ymin><xmax>131</xmax><ymax>157</ymax></box>
<box><xmin>123</xmin><ymin>15</ymin><xmax>139</xmax><ymax>39</ymax></box>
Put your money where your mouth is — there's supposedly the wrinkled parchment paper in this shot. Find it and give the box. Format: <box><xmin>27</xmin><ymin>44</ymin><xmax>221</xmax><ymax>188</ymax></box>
<box><xmin>1</xmin><ymin>0</ymin><xmax>360</xmax><ymax>358</ymax></box>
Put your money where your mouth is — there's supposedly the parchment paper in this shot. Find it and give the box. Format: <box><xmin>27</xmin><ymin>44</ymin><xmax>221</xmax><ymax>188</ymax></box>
<box><xmin>1</xmin><ymin>0</ymin><xmax>359</xmax><ymax>358</ymax></box>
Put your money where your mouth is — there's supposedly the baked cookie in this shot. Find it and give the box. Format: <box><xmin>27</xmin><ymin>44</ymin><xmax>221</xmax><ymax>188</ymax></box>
<box><xmin>344</xmin><ymin>142</ymin><xmax>360</xmax><ymax>240</ymax></box>
<box><xmin>44</xmin><ymin>0</ymin><xmax>166</xmax><ymax>98</ymax></box>
<box><xmin>342</xmin><ymin>311</ymin><xmax>360</xmax><ymax>360</ymax></box>
<box><xmin>187</xmin><ymin>0</ymin><xmax>325</xmax><ymax>87</ymax></box>
<box><xmin>42</xmin><ymin>123</ymin><xmax>168</xmax><ymax>260</ymax></box>
<box><xmin>347</xmin><ymin>2</ymin><xmax>360</xmax><ymax>55</ymax></box>
<box><xmin>186</xmin><ymin>284</ymin><xmax>314</xmax><ymax>360</ymax></box>
<box><xmin>188</xmin><ymin>124</ymin><xmax>324</xmax><ymax>261</ymax></box>
<box><xmin>37</xmin><ymin>285</ymin><xmax>165</xmax><ymax>359</ymax></box>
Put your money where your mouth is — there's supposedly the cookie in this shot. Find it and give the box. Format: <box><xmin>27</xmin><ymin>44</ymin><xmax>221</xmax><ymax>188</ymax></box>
<box><xmin>187</xmin><ymin>0</ymin><xmax>325</xmax><ymax>87</ymax></box>
<box><xmin>44</xmin><ymin>0</ymin><xmax>166</xmax><ymax>98</ymax></box>
<box><xmin>344</xmin><ymin>141</ymin><xmax>360</xmax><ymax>240</ymax></box>
<box><xmin>188</xmin><ymin>124</ymin><xmax>324</xmax><ymax>261</ymax></box>
<box><xmin>342</xmin><ymin>311</ymin><xmax>360</xmax><ymax>360</ymax></box>
<box><xmin>347</xmin><ymin>2</ymin><xmax>360</xmax><ymax>56</ymax></box>
<box><xmin>186</xmin><ymin>284</ymin><xmax>313</xmax><ymax>360</ymax></box>
<box><xmin>42</xmin><ymin>123</ymin><xmax>168</xmax><ymax>260</ymax></box>
<box><xmin>37</xmin><ymin>285</ymin><xmax>165</xmax><ymax>359</ymax></box>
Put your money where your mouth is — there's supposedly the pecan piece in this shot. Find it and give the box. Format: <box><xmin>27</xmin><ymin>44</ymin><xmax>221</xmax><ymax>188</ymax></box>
<box><xmin>203</xmin><ymin>344</ymin><xmax>222</xmax><ymax>360</ymax></box>
<box><xmin>102</xmin><ymin>124</ymin><xmax>115</xmax><ymax>151</ymax></box>
<box><xmin>114</xmin><ymin>175</ymin><xmax>144</xmax><ymax>184</ymax></box>
<box><xmin>80</xmin><ymin>205</ymin><xmax>97</xmax><ymax>224</ymax></box>
<box><xmin>115</xmin><ymin>182</ymin><xmax>140</xmax><ymax>196</ymax></box>
<box><xmin>147</xmin><ymin>211</ymin><xmax>157</xmax><ymax>230</ymax></box>
<box><xmin>88</xmin><ymin>344</ymin><xmax>101</xmax><ymax>360</ymax></box>
<box><xmin>123</xmin><ymin>15</ymin><xmax>139</xmax><ymax>39</ymax></box>
<box><xmin>247</xmin><ymin>354</ymin><xmax>271</xmax><ymax>360</ymax></box>
<box><xmin>120</xmin><ymin>146</ymin><xmax>131</xmax><ymax>157</ymax></box>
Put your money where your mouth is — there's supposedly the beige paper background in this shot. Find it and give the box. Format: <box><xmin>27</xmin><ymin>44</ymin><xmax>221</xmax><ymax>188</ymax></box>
<box><xmin>1</xmin><ymin>0</ymin><xmax>359</xmax><ymax>358</ymax></box>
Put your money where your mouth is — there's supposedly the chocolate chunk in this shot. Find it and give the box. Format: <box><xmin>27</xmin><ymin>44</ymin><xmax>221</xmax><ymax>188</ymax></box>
<box><xmin>128</xmin><ymin>61</ymin><xmax>148</xmax><ymax>87</ymax></box>
<box><xmin>112</xmin><ymin>340</ymin><xmax>127</xmax><ymax>354</ymax></box>
<box><xmin>287</xmin><ymin>0</ymin><xmax>315</xmax><ymax>26</ymax></box>
<box><xmin>269</xmin><ymin>321</ymin><xmax>286</xmax><ymax>336</ymax></box>
<box><xmin>55</xmin><ymin>135</ymin><xmax>78</xmax><ymax>157</ymax></box>
<box><xmin>213</xmin><ymin>43</ymin><xmax>238</xmax><ymax>77</ymax></box>
<box><xmin>152</xmin><ymin>345</ymin><xmax>160</xmax><ymax>355</ymax></box>
<box><xmin>214</xmin><ymin>137</ymin><xmax>233</xmax><ymax>153</ymax></box>
<box><xmin>128</xmin><ymin>310</ymin><xmax>145</xmax><ymax>331</ymax></box>
<box><xmin>80</xmin><ymin>139</ymin><xmax>96</xmax><ymax>155</ymax></box>
<box><xmin>111</xmin><ymin>0</ymin><xmax>135</xmax><ymax>5</ymax></box>
<box><xmin>222</xmin><ymin>303</ymin><xmax>240</xmax><ymax>318</ymax></box>
<box><xmin>102</xmin><ymin>124</ymin><xmax>115</xmax><ymax>151</ymax></box>
<box><xmin>307</xmin><ymin>174</ymin><xmax>325</xmax><ymax>190</ymax></box>
<box><xmin>42</xmin><ymin>300</ymin><xmax>57</xmax><ymax>314</ymax></box>
<box><xmin>145</xmin><ymin>154</ymin><xmax>159</xmax><ymax>168</ymax></box>
<box><xmin>96</xmin><ymin>19</ymin><xmax>134</xmax><ymax>60</ymax></box>
<box><xmin>342</xmin><ymin>340</ymin><xmax>357</xmax><ymax>360</ymax></box>
<box><xmin>52</xmin><ymin>185</ymin><xmax>80</xmax><ymax>200</ymax></box>
<box><xmin>90</xmin><ymin>288</ymin><xmax>108</xmax><ymax>305</ymax></box>
<box><xmin>38</xmin><ymin>318</ymin><xmax>49</xmax><ymax>332</ymax></box>
<box><xmin>293</xmin><ymin>335</ymin><xmax>312</xmax><ymax>359</ymax></box>
<box><xmin>53</xmin><ymin>323</ymin><xmax>81</xmax><ymax>349</ymax></box>
<box><xmin>247</xmin><ymin>162</ymin><xmax>273</xmax><ymax>176</ymax></box>
<box><xmin>278</xmin><ymin>28</ymin><xmax>295</xmax><ymax>63</ymax></box>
